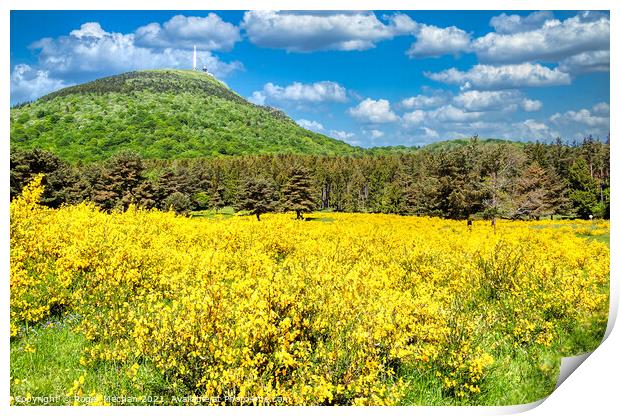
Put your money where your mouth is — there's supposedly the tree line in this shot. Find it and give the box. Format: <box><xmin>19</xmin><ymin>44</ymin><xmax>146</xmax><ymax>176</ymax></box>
<box><xmin>10</xmin><ymin>136</ymin><xmax>610</xmax><ymax>220</ymax></box>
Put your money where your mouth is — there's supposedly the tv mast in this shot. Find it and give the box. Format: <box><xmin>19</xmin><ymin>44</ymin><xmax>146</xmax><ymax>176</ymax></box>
<box><xmin>193</xmin><ymin>45</ymin><xmax>212</xmax><ymax>75</ymax></box>
<box><xmin>193</xmin><ymin>45</ymin><xmax>197</xmax><ymax>70</ymax></box>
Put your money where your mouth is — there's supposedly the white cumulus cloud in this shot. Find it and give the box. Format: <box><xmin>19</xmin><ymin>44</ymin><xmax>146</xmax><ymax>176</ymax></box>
<box><xmin>30</xmin><ymin>22</ymin><xmax>242</xmax><ymax>80</ymax></box>
<box><xmin>474</xmin><ymin>11</ymin><xmax>609</xmax><ymax>64</ymax></box>
<box><xmin>10</xmin><ymin>64</ymin><xmax>72</xmax><ymax>105</ymax></box>
<box><xmin>393</xmin><ymin>101</ymin><xmax>608</xmax><ymax>144</ymax></box>
<box><xmin>402</xmin><ymin>104</ymin><xmax>486</xmax><ymax>127</ymax></box>
<box><xmin>592</xmin><ymin>102</ymin><xmax>610</xmax><ymax>116</ymax></box>
<box><xmin>330</xmin><ymin>130</ymin><xmax>355</xmax><ymax>140</ymax></box>
<box><xmin>514</xmin><ymin>119</ymin><xmax>558</xmax><ymax>139</ymax></box>
<box><xmin>489</xmin><ymin>11</ymin><xmax>554</xmax><ymax>34</ymax></box>
<box><xmin>452</xmin><ymin>90</ymin><xmax>541</xmax><ymax>112</ymax></box>
<box><xmin>250</xmin><ymin>81</ymin><xmax>348</xmax><ymax>106</ymax></box>
<box><xmin>430</xmin><ymin>105</ymin><xmax>486</xmax><ymax>123</ymax></box>
<box><xmin>369</xmin><ymin>129</ymin><xmax>385</xmax><ymax>139</ymax></box>
<box><xmin>363</xmin><ymin>128</ymin><xmax>385</xmax><ymax>139</ymax></box>
<box><xmin>452</xmin><ymin>90</ymin><xmax>521</xmax><ymax>111</ymax></box>
<box><xmin>425</xmin><ymin>63</ymin><xmax>571</xmax><ymax>90</ymax></box>
<box><xmin>407</xmin><ymin>25</ymin><xmax>472</xmax><ymax>58</ymax></box>
<box><xmin>297</xmin><ymin>119</ymin><xmax>324</xmax><ymax>132</ymax></box>
<box><xmin>241</xmin><ymin>11</ymin><xmax>416</xmax><ymax>52</ymax></box>
<box><xmin>348</xmin><ymin>98</ymin><xmax>399</xmax><ymax>123</ymax></box>
<box><xmin>558</xmin><ymin>50</ymin><xmax>610</xmax><ymax>74</ymax></box>
<box><xmin>402</xmin><ymin>110</ymin><xmax>426</xmax><ymax>126</ymax></box>
<box><xmin>401</xmin><ymin>93</ymin><xmax>449</xmax><ymax>109</ymax></box>
<box><xmin>521</xmin><ymin>99</ymin><xmax>543</xmax><ymax>112</ymax></box>
<box><xmin>402</xmin><ymin>11</ymin><xmax>609</xmax><ymax>73</ymax></box>
<box><xmin>248</xmin><ymin>91</ymin><xmax>267</xmax><ymax>105</ymax></box>
<box><xmin>70</xmin><ymin>22</ymin><xmax>108</xmax><ymax>38</ymax></box>
<box><xmin>550</xmin><ymin>105</ymin><xmax>610</xmax><ymax>128</ymax></box>
<box><xmin>134</xmin><ymin>14</ymin><xmax>241</xmax><ymax>51</ymax></box>
<box><xmin>329</xmin><ymin>129</ymin><xmax>360</xmax><ymax>145</ymax></box>
<box><xmin>421</xmin><ymin>127</ymin><xmax>440</xmax><ymax>139</ymax></box>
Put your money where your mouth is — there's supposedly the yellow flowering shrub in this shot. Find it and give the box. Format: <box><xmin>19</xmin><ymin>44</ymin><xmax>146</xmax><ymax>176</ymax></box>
<box><xmin>10</xmin><ymin>178</ymin><xmax>609</xmax><ymax>405</ymax></box>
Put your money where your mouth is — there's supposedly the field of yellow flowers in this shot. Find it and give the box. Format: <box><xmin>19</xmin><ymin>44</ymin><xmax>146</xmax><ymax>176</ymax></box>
<box><xmin>10</xmin><ymin>176</ymin><xmax>609</xmax><ymax>406</ymax></box>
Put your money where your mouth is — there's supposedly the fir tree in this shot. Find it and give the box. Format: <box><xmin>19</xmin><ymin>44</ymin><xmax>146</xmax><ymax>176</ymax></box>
<box><xmin>567</xmin><ymin>157</ymin><xmax>601</xmax><ymax>218</ymax></box>
<box><xmin>544</xmin><ymin>167</ymin><xmax>571</xmax><ymax>218</ymax></box>
<box><xmin>209</xmin><ymin>182</ymin><xmax>226</xmax><ymax>212</ymax></box>
<box><xmin>163</xmin><ymin>191</ymin><xmax>191</xmax><ymax>215</ymax></box>
<box><xmin>513</xmin><ymin>163</ymin><xmax>559</xmax><ymax>219</ymax></box>
<box><xmin>134</xmin><ymin>180</ymin><xmax>157</xmax><ymax>209</ymax></box>
<box><xmin>281</xmin><ymin>166</ymin><xmax>315</xmax><ymax>220</ymax></box>
<box><xmin>10</xmin><ymin>148</ymin><xmax>72</xmax><ymax>207</ymax></box>
<box><xmin>236</xmin><ymin>177</ymin><xmax>278</xmax><ymax>221</ymax></box>
<box><xmin>481</xmin><ymin>144</ymin><xmax>523</xmax><ymax>232</ymax></box>
<box><xmin>90</xmin><ymin>151</ymin><xmax>145</xmax><ymax>211</ymax></box>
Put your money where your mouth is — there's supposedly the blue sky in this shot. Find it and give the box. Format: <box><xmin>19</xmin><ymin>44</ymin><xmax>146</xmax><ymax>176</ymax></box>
<box><xmin>10</xmin><ymin>10</ymin><xmax>610</xmax><ymax>147</ymax></box>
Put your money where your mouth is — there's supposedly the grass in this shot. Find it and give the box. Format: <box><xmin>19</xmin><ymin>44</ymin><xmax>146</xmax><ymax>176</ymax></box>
<box><xmin>190</xmin><ymin>206</ymin><xmax>236</xmax><ymax>219</ymax></box>
<box><xmin>304</xmin><ymin>216</ymin><xmax>335</xmax><ymax>222</ymax></box>
<box><xmin>475</xmin><ymin>347</ymin><xmax>559</xmax><ymax>406</ymax></box>
<box><xmin>577</xmin><ymin>232</ymin><xmax>610</xmax><ymax>246</ymax></box>
<box><xmin>11</xmin><ymin>318</ymin><xmax>85</xmax><ymax>404</ymax></box>
<box><xmin>396</xmin><ymin>341</ymin><xmax>561</xmax><ymax>406</ymax></box>
<box><xmin>11</xmin><ymin>317</ymin><xmax>167</xmax><ymax>405</ymax></box>
<box><xmin>190</xmin><ymin>207</ymin><xmax>336</xmax><ymax>223</ymax></box>
<box><xmin>530</xmin><ymin>221</ymin><xmax>610</xmax><ymax>247</ymax></box>
<box><xmin>398</xmin><ymin>366</ymin><xmax>448</xmax><ymax>405</ymax></box>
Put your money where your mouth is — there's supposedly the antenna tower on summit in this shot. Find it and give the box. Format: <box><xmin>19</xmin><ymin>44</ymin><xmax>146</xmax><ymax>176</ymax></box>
<box><xmin>193</xmin><ymin>45</ymin><xmax>197</xmax><ymax>70</ymax></box>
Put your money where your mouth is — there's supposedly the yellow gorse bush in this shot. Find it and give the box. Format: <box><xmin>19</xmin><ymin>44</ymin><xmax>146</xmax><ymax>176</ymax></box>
<box><xmin>11</xmin><ymin>177</ymin><xmax>609</xmax><ymax>405</ymax></box>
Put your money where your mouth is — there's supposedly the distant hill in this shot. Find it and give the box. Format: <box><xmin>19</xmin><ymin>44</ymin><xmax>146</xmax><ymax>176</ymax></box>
<box><xmin>10</xmin><ymin>70</ymin><xmax>361</xmax><ymax>162</ymax></box>
<box><xmin>422</xmin><ymin>137</ymin><xmax>528</xmax><ymax>151</ymax></box>
<box><xmin>367</xmin><ymin>138</ymin><xmax>528</xmax><ymax>156</ymax></box>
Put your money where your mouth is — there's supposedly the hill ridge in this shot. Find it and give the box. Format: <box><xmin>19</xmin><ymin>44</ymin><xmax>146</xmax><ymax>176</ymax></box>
<box><xmin>11</xmin><ymin>69</ymin><xmax>360</xmax><ymax>162</ymax></box>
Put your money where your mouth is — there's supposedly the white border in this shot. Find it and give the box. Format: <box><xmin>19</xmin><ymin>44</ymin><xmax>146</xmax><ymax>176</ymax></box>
<box><xmin>2</xmin><ymin>1</ymin><xmax>617</xmax><ymax>415</ymax></box>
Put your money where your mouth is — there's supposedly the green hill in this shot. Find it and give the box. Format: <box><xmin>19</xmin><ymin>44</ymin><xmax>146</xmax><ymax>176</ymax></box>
<box><xmin>10</xmin><ymin>70</ymin><xmax>361</xmax><ymax>162</ymax></box>
<box><xmin>369</xmin><ymin>138</ymin><xmax>528</xmax><ymax>155</ymax></box>
<box><xmin>422</xmin><ymin>137</ymin><xmax>527</xmax><ymax>151</ymax></box>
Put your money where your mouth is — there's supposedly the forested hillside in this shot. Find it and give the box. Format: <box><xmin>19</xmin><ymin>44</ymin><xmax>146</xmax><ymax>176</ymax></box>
<box><xmin>10</xmin><ymin>70</ymin><xmax>361</xmax><ymax>161</ymax></box>
<box><xmin>10</xmin><ymin>137</ymin><xmax>610</xmax><ymax>220</ymax></box>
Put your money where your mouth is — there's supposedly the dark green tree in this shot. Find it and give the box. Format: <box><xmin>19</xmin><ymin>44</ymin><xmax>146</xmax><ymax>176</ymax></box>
<box><xmin>10</xmin><ymin>148</ymin><xmax>77</xmax><ymax>207</ymax></box>
<box><xmin>524</xmin><ymin>140</ymin><xmax>550</xmax><ymax>168</ymax></box>
<box><xmin>567</xmin><ymin>157</ymin><xmax>601</xmax><ymax>218</ymax></box>
<box><xmin>550</xmin><ymin>137</ymin><xmax>572</xmax><ymax>179</ymax></box>
<box><xmin>192</xmin><ymin>192</ymin><xmax>210</xmax><ymax>211</ymax></box>
<box><xmin>433</xmin><ymin>141</ymin><xmax>485</xmax><ymax>219</ymax></box>
<box><xmin>152</xmin><ymin>168</ymin><xmax>197</xmax><ymax>210</ymax></box>
<box><xmin>512</xmin><ymin>163</ymin><xmax>550</xmax><ymax>219</ymax></box>
<box><xmin>51</xmin><ymin>165</ymin><xmax>90</xmax><ymax>206</ymax></box>
<box><xmin>163</xmin><ymin>191</ymin><xmax>191</xmax><ymax>215</ymax></box>
<box><xmin>578</xmin><ymin>136</ymin><xmax>610</xmax><ymax>218</ymax></box>
<box><xmin>481</xmin><ymin>144</ymin><xmax>523</xmax><ymax>232</ymax></box>
<box><xmin>544</xmin><ymin>167</ymin><xmax>571</xmax><ymax>218</ymax></box>
<box><xmin>512</xmin><ymin>162</ymin><xmax>568</xmax><ymax>219</ymax></box>
<box><xmin>391</xmin><ymin>171</ymin><xmax>423</xmax><ymax>215</ymax></box>
<box><xmin>209</xmin><ymin>182</ymin><xmax>226</xmax><ymax>212</ymax></box>
<box><xmin>281</xmin><ymin>166</ymin><xmax>316</xmax><ymax>220</ymax></box>
<box><xmin>90</xmin><ymin>151</ymin><xmax>145</xmax><ymax>211</ymax></box>
<box><xmin>134</xmin><ymin>180</ymin><xmax>158</xmax><ymax>209</ymax></box>
<box><xmin>236</xmin><ymin>177</ymin><xmax>278</xmax><ymax>221</ymax></box>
